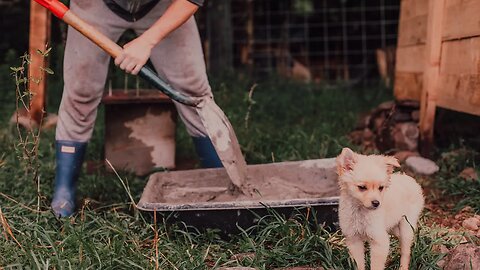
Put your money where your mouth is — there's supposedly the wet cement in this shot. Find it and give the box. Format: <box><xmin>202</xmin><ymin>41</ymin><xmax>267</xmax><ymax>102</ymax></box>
<box><xmin>140</xmin><ymin>158</ymin><xmax>340</xmax><ymax>205</ymax></box>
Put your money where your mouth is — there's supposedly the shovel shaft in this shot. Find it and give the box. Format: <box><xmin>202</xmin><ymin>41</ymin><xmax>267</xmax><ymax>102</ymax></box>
<box><xmin>34</xmin><ymin>0</ymin><xmax>199</xmax><ymax>106</ymax></box>
<box><xmin>63</xmin><ymin>11</ymin><xmax>123</xmax><ymax>58</ymax></box>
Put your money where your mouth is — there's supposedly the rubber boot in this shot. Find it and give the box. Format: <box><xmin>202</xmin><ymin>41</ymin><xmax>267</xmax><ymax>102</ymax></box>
<box><xmin>51</xmin><ymin>140</ymin><xmax>87</xmax><ymax>217</ymax></box>
<box><xmin>192</xmin><ymin>136</ymin><xmax>223</xmax><ymax>168</ymax></box>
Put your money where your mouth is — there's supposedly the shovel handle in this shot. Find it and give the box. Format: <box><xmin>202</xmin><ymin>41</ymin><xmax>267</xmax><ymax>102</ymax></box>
<box><xmin>33</xmin><ymin>0</ymin><xmax>200</xmax><ymax>106</ymax></box>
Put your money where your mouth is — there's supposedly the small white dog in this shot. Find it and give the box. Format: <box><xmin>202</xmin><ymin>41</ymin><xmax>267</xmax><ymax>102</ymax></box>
<box><xmin>336</xmin><ymin>148</ymin><xmax>424</xmax><ymax>270</ymax></box>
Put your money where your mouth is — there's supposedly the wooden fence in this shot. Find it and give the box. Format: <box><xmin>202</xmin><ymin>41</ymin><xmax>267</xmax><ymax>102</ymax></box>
<box><xmin>394</xmin><ymin>0</ymin><xmax>480</xmax><ymax>154</ymax></box>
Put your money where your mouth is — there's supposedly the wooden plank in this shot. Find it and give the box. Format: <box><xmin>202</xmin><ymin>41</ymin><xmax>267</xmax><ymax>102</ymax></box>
<box><xmin>419</xmin><ymin>0</ymin><xmax>445</xmax><ymax>157</ymax></box>
<box><xmin>399</xmin><ymin>0</ymin><xmax>430</xmax><ymax>21</ymax></box>
<box><xmin>394</xmin><ymin>72</ymin><xmax>423</xmax><ymax>101</ymax></box>
<box><xmin>443</xmin><ymin>0</ymin><xmax>480</xmax><ymax>41</ymax></box>
<box><xmin>440</xmin><ymin>38</ymin><xmax>480</xmax><ymax>75</ymax></box>
<box><xmin>395</xmin><ymin>45</ymin><xmax>425</xmax><ymax>72</ymax></box>
<box><xmin>437</xmin><ymin>74</ymin><xmax>480</xmax><ymax>116</ymax></box>
<box><xmin>28</xmin><ymin>0</ymin><xmax>51</xmax><ymax>124</ymax></box>
<box><xmin>397</xmin><ymin>15</ymin><xmax>428</xmax><ymax>46</ymax></box>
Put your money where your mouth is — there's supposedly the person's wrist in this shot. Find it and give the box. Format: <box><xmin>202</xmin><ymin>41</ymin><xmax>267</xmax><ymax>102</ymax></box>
<box><xmin>140</xmin><ymin>33</ymin><xmax>159</xmax><ymax>49</ymax></box>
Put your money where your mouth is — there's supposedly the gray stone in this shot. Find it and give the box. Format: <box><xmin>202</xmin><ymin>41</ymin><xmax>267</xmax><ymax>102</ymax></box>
<box><xmin>405</xmin><ymin>156</ymin><xmax>439</xmax><ymax>175</ymax></box>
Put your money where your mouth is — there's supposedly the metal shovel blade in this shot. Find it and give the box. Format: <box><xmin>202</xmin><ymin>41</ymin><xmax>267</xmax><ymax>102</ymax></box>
<box><xmin>196</xmin><ymin>98</ymin><xmax>248</xmax><ymax>194</ymax></box>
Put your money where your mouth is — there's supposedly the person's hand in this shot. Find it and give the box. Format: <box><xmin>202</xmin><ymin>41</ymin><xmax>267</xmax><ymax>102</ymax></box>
<box><xmin>114</xmin><ymin>36</ymin><xmax>155</xmax><ymax>75</ymax></box>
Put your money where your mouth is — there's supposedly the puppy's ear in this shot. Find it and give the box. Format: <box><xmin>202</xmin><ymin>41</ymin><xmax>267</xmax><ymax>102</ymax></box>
<box><xmin>337</xmin><ymin>148</ymin><xmax>357</xmax><ymax>174</ymax></box>
<box><xmin>384</xmin><ymin>156</ymin><xmax>400</xmax><ymax>174</ymax></box>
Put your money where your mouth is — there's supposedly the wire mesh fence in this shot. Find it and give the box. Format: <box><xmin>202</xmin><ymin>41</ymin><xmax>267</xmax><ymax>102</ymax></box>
<box><xmin>197</xmin><ymin>0</ymin><xmax>400</xmax><ymax>83</ymax></box>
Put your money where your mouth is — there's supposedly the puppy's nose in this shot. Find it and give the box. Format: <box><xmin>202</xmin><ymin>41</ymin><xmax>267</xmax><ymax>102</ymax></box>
<box><xmin>371</xmin><ymin>200</ymin><xmax>380</xmax><ymax>208</ymax></box>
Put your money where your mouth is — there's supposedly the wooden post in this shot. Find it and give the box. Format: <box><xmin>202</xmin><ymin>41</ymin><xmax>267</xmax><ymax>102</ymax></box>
<box><xmin>419</xmin><ymin>0</ymin><xmax>445</xmax><ymax>157</ymax></box>
<box><xmin>28</xmin><ymin>0</ymin><xmax>51</xmax><ymax>124</ymax></box>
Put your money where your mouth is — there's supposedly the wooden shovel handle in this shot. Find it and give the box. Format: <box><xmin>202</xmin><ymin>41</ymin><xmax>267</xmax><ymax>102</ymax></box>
<box><xmin>63</xmin><ymin>11</ymin><xmax>123</xmax><ymax>58</ymax></box>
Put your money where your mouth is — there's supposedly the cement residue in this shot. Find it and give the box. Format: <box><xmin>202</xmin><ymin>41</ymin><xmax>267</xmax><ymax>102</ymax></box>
<box><xmin>142</xmin><ymin>159</ymin><xmax>339</xmax><ymax>205</ymax></box>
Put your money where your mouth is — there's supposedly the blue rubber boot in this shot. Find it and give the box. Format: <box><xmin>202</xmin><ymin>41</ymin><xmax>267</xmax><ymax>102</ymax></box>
<box><xmin>192</xmin><ymin>136</ymin><xmax>223</xmax><ymax>168</ymax></box>
<box><xmin>51</xmin><ymin>140</ymin><xmax>87</xmax><ymax>217</ymax></box>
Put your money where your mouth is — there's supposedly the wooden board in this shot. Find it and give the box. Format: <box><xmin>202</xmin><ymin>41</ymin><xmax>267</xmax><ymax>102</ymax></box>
<box><xmin>419</xmin><ymin>0</ymin><xmax>445</xmax><ymax>156</ymax></box>
<box><xmin>394</xmin><ymin>72</ymin><xmax>423</xmax><ymax>101</ymax></box>
<box><xmin>397</xmin><ymin>0</ymin><xmax>429</xmax><ymax>47</ymax></box>
<box><xmin>440</xmin><ymin>37</ymin><xmax>480</xmax><ymax>75</ymax></box>
<box><xmin>436</xmin><ymin>37</ymin><xmax>480</xmax><ymax>116</ymax></box>
<box><xmin>395</xmin><ymin>45</ymin><xmax>425</xmax><ymax>72</ymax></box>
<box><xmin>28</xmin><ymin>0</ymin><xmax>51</xmax><ymax>124</ymax></box>
<box><xmin>437</xmin><ymin>75</ymin><xmax>480</xmax><ymax>116</ymax></box>
<box><xmin>397</xmin><ymin>15</ymin><xmax>428</xmax><ymax>46</ymax></box>
<box><xmin>399</xmin><ymin>0</ymin><xmax>429</xmax><ymax>21</ymax></box>
<box><xmin>443</xmin><ymin>0</ymin><xmax>480</xmax><ymax>41</ymax></box>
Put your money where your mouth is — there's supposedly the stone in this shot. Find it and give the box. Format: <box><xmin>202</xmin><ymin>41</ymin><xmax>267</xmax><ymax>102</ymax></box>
<box><xmin>442</xmin><ymin>244</ymin><xmax>480</xmax><ymax>270</ymax></box>
<box><xmin>462</xmin><ymin>217</ymin><xmax>480</xmax><ymax>231</ymax></box>
<box><xmin>378</xmin><ymin>101</ymin><xmax>395</xmax><ymax>110</ymax></box>
<box><xmin>393</xmin><ymin>123</ymin><xmax>419</xmax><ymax>151</ymax></box>
<box><xmin>392</xmin><ymin>111</ymin><xmax>412</xmax><ymax>122</ymax></box>
<box><xmin>411</xmin><ymin>110</ymin><xmax>420</xmax><ymax>121</ymax></box>
<box><xmin>355</xmin><ymin>113</ymin><xmax>371</xmax><ymax>130</ymax></box>
<box><xmin>398</xmin><ymin>100</ymin><xmax>420</xmax><ymax>108</ymax></box>
<box><xmin>405</xmin><ymin>156</ymin><xmax>439</xmax><ymax>175</ymax></box>
<box><xmin>459</xmin><ymin>167</ymin><xmax>479</xmax><ymax>181</ymax></box>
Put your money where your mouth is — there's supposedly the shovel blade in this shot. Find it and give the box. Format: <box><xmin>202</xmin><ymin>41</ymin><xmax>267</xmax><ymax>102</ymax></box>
<box><xmin>196</xmin><ymin>98</ymin><xmax>248</xmax><ymax>192</ymax></box>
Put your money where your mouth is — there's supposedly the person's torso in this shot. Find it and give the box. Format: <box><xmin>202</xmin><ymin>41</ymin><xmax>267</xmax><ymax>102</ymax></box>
<box><xmin>110</xmin><ymin>0</ymin><xmax>157</xmax><ymax>14</ymax></box>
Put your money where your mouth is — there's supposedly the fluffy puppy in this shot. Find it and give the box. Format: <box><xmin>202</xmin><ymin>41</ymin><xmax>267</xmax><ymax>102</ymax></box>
<box><xmin>336</xmin><ymin>148</ymin><xmax>424</xmax><ymax>270</ymax></box>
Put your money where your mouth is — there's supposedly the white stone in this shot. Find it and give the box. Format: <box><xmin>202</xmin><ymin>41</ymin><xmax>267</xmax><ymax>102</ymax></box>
<box><xmin>405</xmin><ymin>156</ymin><xmax>439</xmax><ymax>175</ymax></box>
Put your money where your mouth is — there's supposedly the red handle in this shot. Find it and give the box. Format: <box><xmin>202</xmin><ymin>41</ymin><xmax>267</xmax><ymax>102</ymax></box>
<box><xmin>33</xmin><ymin>0</ymin><xmax>69</xmax><ymax>19</ymax></box>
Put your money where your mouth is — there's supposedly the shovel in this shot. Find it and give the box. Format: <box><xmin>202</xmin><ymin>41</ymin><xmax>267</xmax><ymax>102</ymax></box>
<box><xmin>33</xmin><ymin>0</ymin><xmax>249</xmax><ymax>194</ymax></box>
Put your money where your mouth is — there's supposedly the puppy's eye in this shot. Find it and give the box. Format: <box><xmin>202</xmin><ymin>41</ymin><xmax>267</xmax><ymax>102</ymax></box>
<box><xmin>379</xmin><ymin>186</ymin><xmax>384</xmax><ymax>191</ymax></box>
<box><xmin>358</xmin><ymin>185</ymin><xmax>367</xmax><ymax>191</ymax></box>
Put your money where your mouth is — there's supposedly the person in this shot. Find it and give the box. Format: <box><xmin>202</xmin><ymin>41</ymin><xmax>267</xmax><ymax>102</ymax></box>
<box><xmin>52</xmin><ymin>0</ymin><xmax>228</xmax><ymax>217</ymax></box>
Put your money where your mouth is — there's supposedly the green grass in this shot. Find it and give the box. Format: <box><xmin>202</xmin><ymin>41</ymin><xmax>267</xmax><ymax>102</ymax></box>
<box><xmin>435</xmin><ymin>146</ymin><xmax>480</xmax><ymax>212</ymax></box>
<box><xmin>0</xmin><ymin>52</ymin><xmax>464</xmax><ymax>269</ymax></box>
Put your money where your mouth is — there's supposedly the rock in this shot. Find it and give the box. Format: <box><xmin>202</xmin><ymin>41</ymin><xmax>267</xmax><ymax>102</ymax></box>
<box><xmin>373</xmin><ymin>113</ymin><xmax>387</xmax><ymax>132</ymax></box>
<box><xmin>355</xmin><ymin>113</ymin><xmax>371</xmax><ymax>130</ymax></box>
<box><xmin>442</xmin><ymin>244</ymin><xmax>480</xmax><ymax>270</ymax></box>
<box><xmin>378</xmin><ymin>101</ymin><xmax>395</xmax><ymax>110</ymax></box>
<box><xmin>363</xmin><ymin>128</ymin><xmax>374</xmax><ymax>141</ymax></box>
<box><xmin>398</xmin><ymin>100</ymin><xmax>420</xmax><ymax>108</ymax></box>
<box><xmin>349</xmin><ymin>129</ymin><xmax>375</xmax><ymax>146</ymax></box>
<box><xmin>393</xmin><ymin>123</ymin><xmax>419</xmax><ymax>151</ymax></box>
<box><xmin>393</xmin><ymin>111</ymin><xmax>412</xmax><ymax>122</ymax></box>
<box><xmin>411</xmin><ymin>110</ymin><xmax>420</xmax><ymax>121</ymax></box>
<box><xmin>459</xmin><ymin>167</ymin><xmax>479</xmax><ymax>181</ymax></box>
<box><xmin>462</xmin><ymin>217</ymin><xmax>480</xmax><ymax>231</ymax></box>
<box><xmin>394</xmin><ymin>151</ymin><xmax>420</xmax><ymax>163</ymax></box>
<box><xmin>349</xmin><ymin>130</ymin><xmax>364</xmax><ymax>145</ymax></box>
<box><xmin>405</xmin><ymin>156</ymin><xmax>439</xmax><ymax>175</ymax></box>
